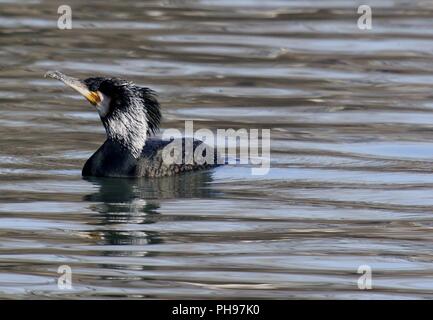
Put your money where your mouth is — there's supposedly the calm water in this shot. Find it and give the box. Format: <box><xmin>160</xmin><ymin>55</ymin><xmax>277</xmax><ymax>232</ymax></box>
<box><xmin>1</xmin><ymin>0</ymin><xmax>433</xmax><ymax>299</ymax></box>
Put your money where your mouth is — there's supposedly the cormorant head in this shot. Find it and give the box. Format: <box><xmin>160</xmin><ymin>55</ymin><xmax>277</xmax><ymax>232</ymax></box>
<box><xmin>45</xmin><ymin>71</ymin><xmax>161</xmax><ymax>157</ymax></box>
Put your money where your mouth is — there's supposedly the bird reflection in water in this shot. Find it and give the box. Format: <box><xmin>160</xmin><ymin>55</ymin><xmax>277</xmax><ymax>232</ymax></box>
<box><xmin>82</xmin><ymin>170</ymin><xmax>217</xmax><ymax>247</ymax></box>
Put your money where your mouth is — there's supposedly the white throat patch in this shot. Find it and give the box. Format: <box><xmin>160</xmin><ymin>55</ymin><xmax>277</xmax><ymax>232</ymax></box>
<box><xmin>96</xmin><ymin>91</ymin><xmax>111</xmax><ymax>118</ymax></box>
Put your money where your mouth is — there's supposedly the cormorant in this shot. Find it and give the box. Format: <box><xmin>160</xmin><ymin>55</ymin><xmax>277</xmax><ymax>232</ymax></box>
<box><xmin>45</xmin><ymin>71</ymin><xmax>218</xmax><ymax>178</ymax></box>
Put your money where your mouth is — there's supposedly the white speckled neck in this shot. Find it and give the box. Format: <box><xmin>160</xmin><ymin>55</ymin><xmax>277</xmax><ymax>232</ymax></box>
<box><xmin>102</xmin><ymin>96</ymin><xmax>148</xmax><ymax>158</ymax></box>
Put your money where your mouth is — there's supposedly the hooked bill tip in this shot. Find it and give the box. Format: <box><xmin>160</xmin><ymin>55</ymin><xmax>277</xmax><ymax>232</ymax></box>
<box><xmin>44</xmin><ymin>70</ymin><xmax>65</xmax><ymax>81</ymax></box>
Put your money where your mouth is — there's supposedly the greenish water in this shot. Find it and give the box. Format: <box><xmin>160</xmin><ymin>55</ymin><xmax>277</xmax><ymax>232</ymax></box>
<box><xmin>1</xmin><ymin>0</ymin><xmax>433</xmax><ymax>299</ymax></box>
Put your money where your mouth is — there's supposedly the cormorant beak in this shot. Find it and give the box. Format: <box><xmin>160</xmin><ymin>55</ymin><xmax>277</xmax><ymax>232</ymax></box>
<box><xmin>45</xmin><ymin>71</ymin><xmax>101</xmax><ymax>106</ymax></box>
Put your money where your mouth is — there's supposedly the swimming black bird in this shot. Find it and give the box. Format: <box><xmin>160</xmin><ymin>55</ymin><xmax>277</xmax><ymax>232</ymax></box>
<box><xmin>45</xmin><ymin>71</ymin><xmax>218</xmax><ymax>178</ymax></box>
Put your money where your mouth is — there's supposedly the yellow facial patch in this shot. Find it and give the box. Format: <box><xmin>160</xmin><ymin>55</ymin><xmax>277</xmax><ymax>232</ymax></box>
<box><xmin>85</xmin><ymin>91</ymin><xmax>101</xmax><ymax>105</ymax></box>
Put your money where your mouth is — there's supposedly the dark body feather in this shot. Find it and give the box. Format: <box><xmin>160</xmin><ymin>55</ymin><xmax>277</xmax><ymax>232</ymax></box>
<box><xmin>83</xmin><ymin>138</ymin><xmax>218</xmax><ymax>178</ymax></box>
